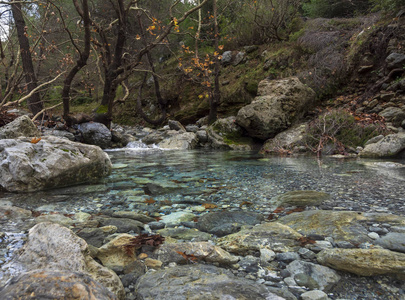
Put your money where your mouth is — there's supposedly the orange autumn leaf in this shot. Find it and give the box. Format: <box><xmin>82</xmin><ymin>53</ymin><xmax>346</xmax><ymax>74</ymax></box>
<box><xmin>31</xmin><ymin>137</ymin><xmax>41</xmax><ymax>144</ymax></box>
<box><xmin>202</xmin><ymin>203</ymin><xmax>217</xmax><ymax>209</ymax></box>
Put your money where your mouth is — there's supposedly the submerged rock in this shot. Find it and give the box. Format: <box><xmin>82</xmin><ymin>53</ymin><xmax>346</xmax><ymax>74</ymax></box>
<box><xmin>0</xmin><ymin>270</ymin><xmax>118</xmax><ymax>300</ymax></box>
<box><xmin>135</xmin><ymin>264</ymin><xmax>284</xmax><ymax>300</ymax></box>
<box><xmin>198</xmin><ymin>211</ymin><xmax>264</xmax><ymax>237</ymax></box>
<box><xmin>271</xmin><ymin>190</ymin><xmax>330</xmax><ymax>208</ymax></box>
<box><xmin>156</xmin><ymin>242</ymin><xmax>239</xmax><ymax>266</ymax></box>
<box><xmin>1</xmin><ymin>222</ymin><xmax>124</xmax><ymax>299</ymax></box>
<box><xmin>217</xmin><ymin>222</ymin><xmax>303</xmax><ymax>255</ymax></box>
<box><xmin>0</xmin><ymin>136</ymin><xmax>112</xmax><ymax>192</ymax></box>
<box><xmin>317</xmin><ymin>248</ymin><xmax>405</xmax><ymax>277</ymax></box>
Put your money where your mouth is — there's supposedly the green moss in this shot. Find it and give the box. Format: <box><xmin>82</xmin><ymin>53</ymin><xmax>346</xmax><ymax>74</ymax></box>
<box><xmin>96</xmin><ymin>104</ymin><xmax>108</xmax><ymax>114</ymax></box>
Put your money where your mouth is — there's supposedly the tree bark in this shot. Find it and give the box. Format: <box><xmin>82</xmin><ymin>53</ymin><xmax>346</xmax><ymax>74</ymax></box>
<box><xmin>208</xmin><ymin>0</ymin><xmax>220</xmax><ymax>124</ymax></box>
<box><xmin>11</xmin><ymin>2</ymin><xmax>43</xmax><ymax>116</ymax></box>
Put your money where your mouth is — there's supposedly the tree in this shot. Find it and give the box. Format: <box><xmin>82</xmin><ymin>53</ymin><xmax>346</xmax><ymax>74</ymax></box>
<box><xmin>11</xmin><ymin>1</ymin><xmax>43</xmax><ymax>116</ymax></box>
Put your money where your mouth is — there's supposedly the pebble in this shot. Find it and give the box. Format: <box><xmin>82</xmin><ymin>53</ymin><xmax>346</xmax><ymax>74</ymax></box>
<box><xmin>368</xmin><ymin>232</ymin><xmax>380</xmax><ymax>239</ymax></box>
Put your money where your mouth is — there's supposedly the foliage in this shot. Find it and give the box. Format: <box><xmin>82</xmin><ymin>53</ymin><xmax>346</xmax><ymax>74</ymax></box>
<box><xmin>370</xmin><ymin>0</ymin><xmax>405</xmax><ymax>13</ymax></box>
<box><xmin>304</xmin><ymin>109</ymin><xmax>386</xmax><ymax>156</ymax></box>
<box><xmin>303</xmin><ymin>0</ymin><xmax>371</xmax><ymax>18</ymax></box>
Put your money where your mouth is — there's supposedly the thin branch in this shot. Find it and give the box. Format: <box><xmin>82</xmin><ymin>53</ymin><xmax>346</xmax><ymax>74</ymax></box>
<box><xmin>32</xmin><ymin>102</ymin><xmax>62</xmax><ymax>121</ymax></box>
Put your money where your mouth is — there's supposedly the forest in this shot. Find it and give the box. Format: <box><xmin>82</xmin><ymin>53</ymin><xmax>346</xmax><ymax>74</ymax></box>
<box><xmin>0</xmin><ymin>0</ymin><xmax>403</xmax><ymax>129</ymax></box>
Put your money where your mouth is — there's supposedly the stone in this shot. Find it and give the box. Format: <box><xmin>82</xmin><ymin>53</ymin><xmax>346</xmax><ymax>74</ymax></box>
<box><xmin>386</xmin><ymin>52</ymin><xmax>405</xmax><ymax>71</ymax></box>
<box><xmin>286</xmin><ymin>260</ymin><xmax>340</xmax><ymax>292</ymax></box>
<box><xmin>198</xmin><ymin>211</ymin><xmax>264</xmax><ymax>237</ymax></box>
<box><xmin>278</xmin><ymin>210</ymin><xmax>372</xmax><ymax>244</ymax></box>
<box><xmin>206</xmin><ymin>116</ymin><xmax>253</xmax><ymax>150</ymax></box>
<box><xmin>168</xmin><ymin>120</ymin><xmax>186</xmax><ymax>131</ymax></box>
<box><xmin>76</xmin><ymin>227</ymin><xmax>114</xmax><ymax>248</ymax></box>
<box><xmin>261</xmin><ymin>124</ymin><xmax>307</xmax><ymax>153</ymax></box>
<box><xmin>375</xmin><ymin>232</ymin><xmax>405</xmax><ymax>253</ymax></box>
<box><xmin>157</xmin><ymin>228</ymin><xmax>212</xmax><ymax>241</ymax></box>
<box><xmin>260</xmin><ymin>248</ymin><xmax>276</xmax><ymax>264</ymax></box>
<box><xmin>271</xmin><ymin>190</ymin><xmax>330</xmax><ymax>208</ymax></box>
<box><xmin>111</xmin><ymin>211</ymin><xmax>155</xmax><ymax>223</ymax></box>
<box><xmin>221</xmin><ymin>50</ymin><xmax>233</xmax><ymax>65</ymax></box>
<box><xmin>1</xmin><ymin>222</ymin><xmax>124</xmax><ymax>299</ymax></box>
<box><xmin>78</xmin><ymin>122</ymin><xmax>112</xmax><ymax>149</ymax></box>
<box><xmin>0</xmin><ymin>115</ymin><xmax>40</xmax><ymax>139</ymax></box>
<box><xmin>156</xmin><ymin>242</ymin><xmax>239</xmax><ymax>266</ymax></box>
<box><xmin>144</xmin><ymin>258</ymin><xmax>162</xmax><ymax>270</ymax></box>
<box><xmin>96</xmin><ymin>234</ymin><xmax>138</xmax><ymax>269</ymax></box>
<box><xmin>359</xmin><ymin>133</ymin><xmax>405</xmax><ymax>158</ymax></box>
<box><xmin>276</xmin><ymin>252</ymin><xmax>300</xmax><ymax>263</ymax></box>
<box><xmin>379</xmin><ymin>107</ymin><xmax>405</xmax><ymax>127</ymax></box>
<box><xmin>217</xmin><ymin>222</ymin><xmax>303</xmax><ymax>255</ymax></box>
<box><xmin>233</xmin><ymin>51</ymin><xmax>246</xmax><ymax>66</ymax></box>
<box><xmin>300</xmin><ymin>290</ymin><xmax>329</xmax><ymax>300</ymax></box>
<box><xmin>97</xmin><ymin>217</ymin><xmax>144</xmax><ymax>233</ymax></box>
<box><xmin>43</xmin><ymin>129</ymin><xmax>75</xmax><ymax>141</ymax></box>
<box><xmin>236</xmin><ymin>77</ymin><xmax>316</xmax><ymax>140</ymax></box>
<box><xmin>185</xmin><ymin>124</ymin><xmax>199</xmax><ymax>132</ymax></box>
<box><xmin>0</xmin><ymin>136</ymin><xmax>112</xmax><ymax>192</ymax></box>
<box><xmin>157</xmin><ymin>132</ymin><xmax>198</xmax><ymax>150</ymax></box>
<box><xmin>160</xmin><ymin>211</ymin><xmax>196</xmax><ymax>227</ymax></box>
<box><xmin>0</xmin><ymin>270</ymin><xmax>118</xmax><ymax>300</ymax></box>
<box><xmin>35</xmin><ymin>213</ymin><xmax>74</xmax><ymax>227</ymax></box>
<box><xmin>135</xmin><ymin>264</ymin><xmax>283</xmax><ymax>300</ymax></box>
<box><xmin>317</xmin><ymin>248</ymin><xmax>405</xmax><ymax>277</ymax></box>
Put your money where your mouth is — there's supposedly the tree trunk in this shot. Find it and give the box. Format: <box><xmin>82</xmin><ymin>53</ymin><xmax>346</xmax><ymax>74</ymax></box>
<box><xmin>208</xmin><ymin>0</ymin><xmax>220</xmax><ymax>124</ymax></box>
<box><xmin>62</xmin><ymin>0</ymin><xmax>91</xmax><ymax>126</ymax></box>
<box><xmin>11</xmin><ymin>2</ymin><xmax>43</xmax><ymax>116</ymax></box>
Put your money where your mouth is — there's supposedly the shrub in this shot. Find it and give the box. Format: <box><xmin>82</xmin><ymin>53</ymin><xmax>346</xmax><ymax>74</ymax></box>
<box><xmin>304</xmin><ymin>109</ymin><xmax>386</xmax><ymax>156</ymax></box>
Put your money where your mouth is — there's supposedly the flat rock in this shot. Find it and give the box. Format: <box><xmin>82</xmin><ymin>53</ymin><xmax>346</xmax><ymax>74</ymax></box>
<box><xmin>135</xmin><ymin>264</ymin><xmax>284</xmax><ymax>300</ymax></box>
<box><xmin>156</xmin><ymin>242</ymin><xmax>239</xmax><ymax>266</ymax></box>
<box><xmin>360</xmin><ymin>133</ymin><xmax>405</xmax><ymax>158</ymax></box>
<box><xmin>97</xmin><ymin>217</ymin><xmax>144</xmax><ymax>233</ymax></box>
<box><xmin>317</xmin><ymin>248</ymin><xmax>405</xmax><ymax>277</ymax></box>
<box><xmin>217</xmin><ymin>222</ymin><xmax>303</xmax><ymax>255</ymax></box>
<box><xmin>198</xmin><ymin>211</ymin><xmax>265</xmax><ymax>237</ymax></box>
<box><xmin>161</xmin><ymin>211</ymin><xmax>196</xmax><ymax>227</ymax></box>
<box><xmin>278</xmin><ymin>210</ymin><xmax>371</xmax><ymax>244</ymax></box>
<box><xmin>157</xmin><ymin>228</ymin><xmax>212</xmax><ymax>241</ymax></box>
<box><xmin>111</xmin><ymin>211</ymin><xmax>155</xmax><ymax>223</ymax></box>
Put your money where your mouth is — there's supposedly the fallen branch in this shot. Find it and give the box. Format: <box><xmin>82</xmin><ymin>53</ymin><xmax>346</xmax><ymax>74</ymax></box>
<box><xmin>4</xmin><ymin>71</ymin><xmax>66</xmax><ymax>107</ymax></box>
<box><xmin>32</xmin><ymin>102</ymin><xmax>62</xmax><ymax>122</ymax></box>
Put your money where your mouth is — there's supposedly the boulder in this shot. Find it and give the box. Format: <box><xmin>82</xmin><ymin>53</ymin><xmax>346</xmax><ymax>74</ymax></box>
<box><xmin>0</xmin><ymin>115</ymin><xmax>40</xmax><ymax>139</ymax></box>
<box><xmin>79</xmin><ymin>122</ymin><xmax>112</xmax><ymax>149</ymax></box>
<box><xmin>286</xmin><ymin>260</ymin><xmax>340</xmax><ymax>292</ymax></box>
<box><xmin>236</xmin><ymin>77</ymin><xmax>316</xmax><ymax>140</ymax></box>
<box><xmin>97</xmin><ymin>217</ymin><xmax>144</xmax><ymax>234</ymax></box>
<box><xmin>0</xmin><ymin>136</ymin><xmax>111</xmax><ymax>192</ymax></box>
<box><xmin>359</xmin><ymin>133</ymin><xmax>405</xmax><ymax>158</ymax></box>
<box><xmin>156</xmin><ymin>242</ymin><xmax>239</xmax><ymax>266</ymax></box>
<box><xmin>317</xmin><ymin>248</ymin><xmax>405</xmax><ymax>277</ymax></box>
<box><xmin>217</xmin><ymin>222</ymin><xmax>303</xmax><ymax>255</ymax></box>
<box><xmin>206</xmin><ymin>116</ymin><xmax>253</xmax><ymax>150</ymax></box>
<box><xmin>160</xmin><ymin>211</ymin><xmax>196</xmax><ymax>227</ymax></box>
<box><xmin>135</xmin><ymin>264</ymin><xmax>284</xmax><ymax>300</ymax></box>
<box><xmin>221</xmin><ymin>50</ymin><xmax>233</xmax><ymax>65</ymax></box>
<box><xmin>374</xmin><ymin>232</ymin><xmax>405</xmax><ymax>253</ymax></box>
<box><xmin>0</xmin><ymin>270</ymin><xmax>118</xmax><ymax>300</ymax></box>
<box><xmin>168</xmin><ymin>120</ymin><xmax>186</xmax><ymax>131</ymax></box>
<box><xmin>157</xmin><ymin>228</ymin><xmax>212</xmax><ymax>241</ymax></box>
<box><xmin>157</xmin><ymin>131</ymin><xmax>198</xmax><ymax>150</ymax></box>
<box><xmin>198</xmin><ymin>211</ymin><xmax>264</xmax><ymax>237</ymax></box>
<box><xmin>261</xmin><ymin>124</ymin><xmax>307</xmax><ymax>153</ymax></box>
<box><xmin>378</xmin><ymin>107</ymin><xmax>405</xmax><ymax>127</ymax></box>
<box><xmin>1</xmin><ymin>222</ymin><xmax>124</xmax><ymax>299</ymax></box>
<box><xmin>386</xmin><ymin>52</ymin><xmax>405</xmax><ymax>71</ymax></box>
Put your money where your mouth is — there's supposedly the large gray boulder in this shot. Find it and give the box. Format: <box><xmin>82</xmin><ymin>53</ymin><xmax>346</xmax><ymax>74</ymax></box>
<box><xmin>360</xmin><ymin>133</ymin><xmax>405</xmax><ymax>158</ymax></box>
<box><xmin>157</xmin><ymin>131</ymin><xmax>198</xmax><ymax>150</ymax></box>
<box><xmin>0</xmin><ymin>136</ymin><xmax>111</xmax><ymax>192</ymax></box>
<box><xmin>135</xmin><ymin>264</ymin><xmax>284</xmax><ymax>300</ymax></box>
<box><xmin>0</xmin><ymin>115</ymin><xmax>40</xmax><ymax>139</ymax></box>
<box><xmin>236</xmin><ymin>77</ymin><xmax>316</xmax><ymax>140</ymax></box>
<box><xmin>1</xmin><ymin>222</ymin><xmax>125</xmax><ymax>299</ymax></box>
<box><xmin>79</xmin><ymin>122</ymin><xmax>112</xmax><ymax>149</ymax></box>
<box><xmin>261</xmin><ymin>124</ymin><xmax>307</xmax><ymax>153</ymax></box>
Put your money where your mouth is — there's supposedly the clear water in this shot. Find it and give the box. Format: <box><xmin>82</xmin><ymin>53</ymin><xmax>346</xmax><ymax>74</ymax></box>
<box><xmin>2</xmin><ymin>147</ymin><xmax>405</xmax><ymax>218</ymax></box>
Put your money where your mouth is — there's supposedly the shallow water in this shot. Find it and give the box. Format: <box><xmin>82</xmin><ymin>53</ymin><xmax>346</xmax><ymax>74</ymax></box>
<box><xmin>2</xmin><ymin>148</ymin><xmax>405</xmax><ymax>217</ymax></box>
